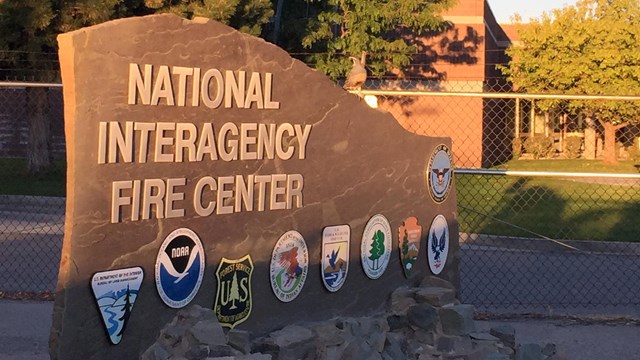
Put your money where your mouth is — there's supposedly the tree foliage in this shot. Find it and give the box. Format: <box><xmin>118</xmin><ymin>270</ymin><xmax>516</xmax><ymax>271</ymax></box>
<box><xmin>0</xmin><ymin>0</ymin><xmax>273</xmax><ymax>173</ymax></box>
<box><xmin>301</xmin><ymin>0</ymin><xmax>454</xmax><ymax>80</ymax></box>
<box><xmin>500</xmin><ymin>0</ymin><xmax>640</xmax><ymax>163</ymax></box>
<box><xmin>368</xmin><ymin>229</ymin><xmax>385</xmax><ymax>269</ymax></box>
<box><xmin>0</xmin><ymin>0</ymin><xmax>274</xmax><ymax>78</ymax></box>
<box><xmin>142</xmin><ymin>0</ymin><xmax>273</xmax><ymax>36</ymax></box>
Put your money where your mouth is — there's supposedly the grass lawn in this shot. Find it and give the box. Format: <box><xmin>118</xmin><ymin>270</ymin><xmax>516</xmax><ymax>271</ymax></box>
<box><xmin>456</xmin><ymin>162</ymin><xmax>640</xmax><ymax>242</ymax></box>
<box><xmin>492</xmin><ymin>158</ymin><xmax>640</xmax><ymax>174</ymax></box>
<box><xmin>0</xmin><ymin>158</ymin><xmax>66</xmax><ymax>197</ymax></box>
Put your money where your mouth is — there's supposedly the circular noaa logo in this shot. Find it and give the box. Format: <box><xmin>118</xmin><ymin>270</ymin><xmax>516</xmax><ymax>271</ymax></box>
<box><xmin>155</xmin><ymin>228</ymin><xmax>205</xmax><ymax>308</ymax></box>
<box><xmin>270</xmin><ymin>231</ymin><xmax>308</xmax><ymax>302</ymax></box>
<box><xmin>361</xmin><ymin>214</ymin><xmax>392</xmax><ymax>279</ymax></box>
<box><xmin>427</xmin><ymin>144</ymin><xmax>453</xmax><ymax>203</ymax></box>
<box><xmin>427</xmin><ymin>215</ymin><xmax>449</xmax><ymax>275</ymax></box>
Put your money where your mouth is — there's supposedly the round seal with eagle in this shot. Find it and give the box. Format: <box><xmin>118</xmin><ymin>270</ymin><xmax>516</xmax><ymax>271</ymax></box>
<box><xmin>427</xmin><ymin>144</ymin><xmax>453</xmax><ymax>203</ymax></box>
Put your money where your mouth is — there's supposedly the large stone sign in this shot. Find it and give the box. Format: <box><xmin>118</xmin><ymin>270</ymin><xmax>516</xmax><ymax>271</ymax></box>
<box><xmin>51</xmin><ymin>14</ymin><xmax>459</xmax><ymax>359</ymax></box>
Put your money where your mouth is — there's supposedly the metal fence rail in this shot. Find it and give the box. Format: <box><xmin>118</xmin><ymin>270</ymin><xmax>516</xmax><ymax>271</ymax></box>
<box><xmin>1</xmin><ymin>82</ymin><xmax>640</xmax><ymax>317</ymax></box>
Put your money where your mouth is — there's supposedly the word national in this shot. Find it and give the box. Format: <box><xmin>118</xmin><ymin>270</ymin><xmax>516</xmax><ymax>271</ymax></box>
<box><xmin>128</xmin><ymin>63</ymin><xmax>280</xmax><ymax>109</ymax></box>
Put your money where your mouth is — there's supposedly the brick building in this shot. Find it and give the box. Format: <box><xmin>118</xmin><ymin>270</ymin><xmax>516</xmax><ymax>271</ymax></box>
<box><xmin>380</xmin><ymin>0</ymin><xmax>518</xmax><ymax>168</ymax></box>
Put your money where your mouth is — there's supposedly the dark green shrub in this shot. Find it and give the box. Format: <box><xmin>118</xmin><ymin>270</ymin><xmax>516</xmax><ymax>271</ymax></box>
<box><xmin>564</xmin><ymin>137</ymin><xmax>583</xmax><ymax>159</ymax></box>
<box><xmin>523</xmin><ymin>136</ymin><xmax>554</xmax><ymax>159</ymax></box>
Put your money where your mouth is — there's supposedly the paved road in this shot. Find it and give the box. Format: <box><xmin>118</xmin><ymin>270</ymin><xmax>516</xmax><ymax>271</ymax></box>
<box><xmin>460</xmin><ymin>243</ymin><xmax>640</xmax><ymax>318</ymax></box>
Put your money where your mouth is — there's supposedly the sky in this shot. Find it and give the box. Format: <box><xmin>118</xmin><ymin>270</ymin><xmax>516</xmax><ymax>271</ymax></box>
<box><xmin>487</xmin><ymin>0</ymin><xmax>581</xmax><ymax>23</ymax></box>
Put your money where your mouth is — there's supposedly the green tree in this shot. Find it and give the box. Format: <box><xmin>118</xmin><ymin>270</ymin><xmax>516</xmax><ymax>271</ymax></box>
<box><xmin>140</xmin><ymin>0</ymin><xmax>273</xmax><ymax>36</ymax></box>
<box><xmin>368</xmin><ymin>229</ymin><xmax>385</xmax><ymax>269</ymax></box>
<box><xmin>500</xmin><ymin>0</ymin><xmax>640</xmax><ymax>164</ymax></box>
<box><xmin>301</xmin><ymin>0</ymin><xmax>454</xmax><ymax>80</ymax></box>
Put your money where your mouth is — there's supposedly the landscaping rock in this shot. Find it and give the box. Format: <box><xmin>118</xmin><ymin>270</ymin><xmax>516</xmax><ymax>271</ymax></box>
<box><xmin>387</xmin><ymin>314</ymin><xmax>409</xmax><ymax>331</ymax></box>
<box><xmin>415</xmin><ymin>287</ymin><xmax>456</xmax><ymax>307</ymax></box>
<box><xmin>420</xmin><ymin>275</ymin><xmax>455</xmax><ymax>289</ymax></box>
<box><xmin>439</xmin><ymin>304</ymin><xmax>476</xmax><ymax>336</ymax></box>
<box><xmin>142</xmin><ymin>285</ymin><xmax>564</xmax><ymax>360</ymax></box>
<box><xmin>516</xmin><ymin>343</ymin><xmax>544</xmax><ymax>360</ymax></box>
<box><xmin>407</xmin><ymin>303</ymin><xmax>439</xmax><ymax>331</ymax></box>
<box><xmin>389</xmin><ymin>287</ymin><xmax>417</xmax><ymax>315</ymax></box>
<box><xmin>382</xmin><ymin>333</ymin><xmax>406</xmax><ymax>360</ymax></box>
<box><xmin>542</xmin><ymin>343</ymin><xmax>557</xmax><ymax>356</ymax></box>
<box><xmin>469</xmin><ymin>332</ymin><xmax>499</xmax><ymax>342</ymax></box>
<box><xmin>484</xmin><ymin>353</ymin><xmax>511</xmax><ymax>360</ymax></box>
<box><xmin>227</xmin><ymin>329</ymin><xmax>252</xmax><ymax>354</ymax></box>
<box><xmin>490</xmin><ymin>325</ymin><xmax>516</xmax><ymax>349</ymax></box>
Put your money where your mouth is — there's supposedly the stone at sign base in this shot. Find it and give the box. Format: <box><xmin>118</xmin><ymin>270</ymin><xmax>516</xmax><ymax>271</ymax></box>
<box><xmin>142</xmin><ymin>280</ymin><xmax>561</xmax><ymax>360</ymax></box>
<box><xmin>51</xmin><ymin>14</ymin><xmax>459</xmax><ymax>359</ymax></box>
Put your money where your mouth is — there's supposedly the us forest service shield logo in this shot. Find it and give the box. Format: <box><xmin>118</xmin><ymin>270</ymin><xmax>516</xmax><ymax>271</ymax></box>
<box><xmin>91</xmin><ymin>267</ymin><xmax>144</xmax><ymax>345</ymax></box>
<box><xmin>398</xmin><ymin>217</ymin><xmax>422</xmax><ymax>278</ymax></box>
<box><xmin>427</xmin><ymin>215</ymin><xmax>449</xmax><ymax>275</ymax></box>
<box><xmin>361</xmin><ymin>214</ymin><xmax>392</xmax><ymax>280</ymax></box>
<box><xmin>321</xmin><ymin>225</ymin><xmax>350</xmax><ymax>292</ymax></box>
<box><xmin>270</xmin><ymin>231</ymin><xmax>309</xmax><ymax>302</ymax></box>
<box><xmin>155</xmin><ymin>228</ymin><xmax>205</xmax><ymax>308</ymax></box>
<box><xmin>214</xmin><ymin>255</ymin><xmax>254</xmax><ymax>328</ymax></box>
<box><xmin>427</xmin><ymin>144</ymin><xmax>453</xmax><ymax>203</ymax></box>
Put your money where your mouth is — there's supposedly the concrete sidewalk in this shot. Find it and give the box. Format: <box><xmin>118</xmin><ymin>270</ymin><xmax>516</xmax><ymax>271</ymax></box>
<box><xmin>0</xmin><ymin>300</ymin><xmax>51</xmax><ymax>360</ymax></box>
<box><xmin>475</xmin><ymin>319</ymin><xmax>640</xmax><ymax>360</ymax></box>
<box><xmin>1</xmin><ymin>299</ymin><xmax>639</xmax><ymax>360</ymax></box>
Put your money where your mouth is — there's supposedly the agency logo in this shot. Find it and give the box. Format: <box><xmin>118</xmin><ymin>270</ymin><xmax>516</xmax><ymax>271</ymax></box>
<box><xmin>427</xmin><ymin>214</ymin><xmax>449</xmax><ymax>275</ymax></box>
<box><xmin>398</xmin><ymin>216</ymin><xmax>422</xmax><ymax>278</ymax></box>
<box><xmin>270</xmin><ymin>231</ymin><xmax>308</xmax><ymax>302</ymax></box>
<box><xmin>361</xmin><ymin>214</ymin><xmax>392</xmax><ymax>280</ymax></box>
<box><xmin>155</xmin><ymin>228</ymin><xmax>205</xmax><ymax>309</ymax></box>
<box><xmin>321</xmin><ymin>225</ymin><xmax>350</xmax><ymax>292</ymax></box>
<box><xmin>427</xmin><ymin>144</ymin><xmax>453</xmax><ymax>203</ymax></box>
<box><xmin>214</xmin><ymin>255</ymin><xmax>254</xmax><ymax>329</ymax></box>
<box><xmin>91</xmin><ymin>267</ymin><xmax>144</xmax><ymax>345</ymax></box>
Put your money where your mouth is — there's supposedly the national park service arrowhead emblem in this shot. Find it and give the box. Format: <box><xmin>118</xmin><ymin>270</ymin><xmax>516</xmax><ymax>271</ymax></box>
<box><xmin>214</xmin><ymin>255</ymin><xmax>253</xmax><ymax>329</ymax></box>
<box><xmin>91</xmin><ymin>267</ymin><xmax>144</xmax><ymax>345</ymax></box>
<box><xmin>399</xmin><ymin>217</ymin><xmax>422</xmax><ymax>278</ymax></box>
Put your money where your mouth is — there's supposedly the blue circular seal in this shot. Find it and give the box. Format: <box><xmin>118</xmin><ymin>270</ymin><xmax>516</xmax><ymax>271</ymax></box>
<box><xmin>155</xmin><ymin>228</ymin><xmax>205</xmax><ymax>308</ymax></box>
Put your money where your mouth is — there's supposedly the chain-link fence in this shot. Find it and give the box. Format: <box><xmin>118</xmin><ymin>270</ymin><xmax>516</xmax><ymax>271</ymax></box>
<box><xmin>0</xmin><ymin>83</ymin><xmax>65</xmax><ymax>294</ymax></box>
<box><xmin>2</xmin><ymin>81</ymin><xmax>640</xmax><ymax>317</ymax></box>
<box><xmin>365</xmin><ymin>85</ymin><xmax>640</xmax><ymax>315</ymax></box>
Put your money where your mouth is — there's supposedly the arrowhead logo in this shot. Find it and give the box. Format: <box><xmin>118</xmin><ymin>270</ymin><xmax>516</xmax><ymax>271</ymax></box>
<box><xmin>91</xmin><ymin>267</ymin><xmax>144</xmax><ymax>345</ymax></box>
<box><xmin>399</xmin><ymin>217</ymin><xmax>422</xmax><ymax>278</ymax></box>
